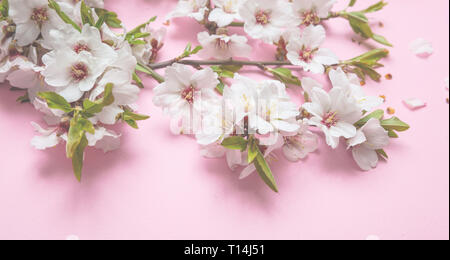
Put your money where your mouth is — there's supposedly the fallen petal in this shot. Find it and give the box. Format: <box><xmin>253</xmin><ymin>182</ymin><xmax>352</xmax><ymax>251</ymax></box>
<box><xmin>409</xmin><ymin>38</ymin><xmax>433</xmax><ymax>57</ymax></box>
<box><xmin>403</xmin><ymin>98</ymin><xmax>427</xmax><ymax>110</ymax></box>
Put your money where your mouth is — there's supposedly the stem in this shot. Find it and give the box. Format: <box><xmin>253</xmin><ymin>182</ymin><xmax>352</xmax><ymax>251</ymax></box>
<box><xmin>228</xmin><ymin>21</ymin><xmax>244</xmax><ymax>27</ymax></box>
<box><xmin>148</xmin><ymin>59</ymin><xmax>293</xmax><ymax>70</ymax></box>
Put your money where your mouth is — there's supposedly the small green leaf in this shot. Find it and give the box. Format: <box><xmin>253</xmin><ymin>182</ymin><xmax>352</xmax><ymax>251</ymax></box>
<box><xmin>48</xmin><ymin>0</ymin><xmax>81</xmax><ymax>32</ymax></box>
<box><xmin>354</xmin><ymin>109</ymin><xmax>384</xmax><ymax>128</ymax></box>
<box><xmin>268</xmin><ymin>68</ymin><xmax>302</xmax><ymax>86</ymax></box>
<box><xmin>372</xmin><ymin>34</ymin><xmax>393</xmax><ymax>47</ymax></box>
<box><xmin>248</xmin><ymin>137</ymin><xmax>258</xmax><ymax>164</ymax></box>
<box><xmin>0</xmin><ymin>0</ymin><xmax>9</xmax><ymax>17</ymax></box>
<box><xmin>349</xmin><ymin>48</ymin><xmax>389</xmax><ymax>66</ymax></box>
<box><xmin>387</xmin><ymin>129</ymin><xmax>399</xmax><ymax>138</ymax></box>
<box><xmin>38</xmin><ymin>92</ymin><xmax>73</xmax><ymax>113</ymax></box>
<box><xmin>216</xmin><ymin>81</ymin><xmax>225</xmax><ymax>95</ymax></box>
<box><xmin>381</xmin><ymin>117</ymin><xmax>410</xmax><ymax>132</ymax></box>
<box><xmin>133</xmin><ymin>71</ymin><xmax>144</xmax><ymax>88</ymax></box>
<box><xmin>376</xmin><ymin>149</ymin><xmax>388</xmax><ymax>159</ymax></box>
<box><xmin>211</xmin><ymin>65</ymin><xmax>243</xmax><ymax>78</ymax></box>
<box><xmin>81</xmin><ymin>83</ymin><xmax>114</xmax><ymax>116</ymax></box>
<box><xmin>191</xmin><ymin>45</ymin><xmax>203</xmax><ymax>55</ymax></box>
<box><xmin>16</xmin><ymin>93</ymin><xmax>30</xmax><ymax>104</ymax></box>
<box><xmin>362</xmin><ymin>1</ymin><xmax>388</xmax><ymax>13</ymax></box>
<box><xmin>221</xmin><ymin>136</ymin><xmax>248</xmax><ymax>151</ymax></box>
<box><xmin>95</xmin><ymin>13</ymin><xmax>106</xmax><ymax>29</ymax></box>
<box><xmin>254</xmin><ymin>147</ymin><xmax>278</xmax><ymax>193</ymax></box>
<box><xmin>122</xmin><ymin>111</ymin><xmax>150</xmax><ymax>129</ymax></box>
<box><xmin>72</xmin><ymin>134</ymin><xmax>88</xmax><ymax>182</ymax></box>
<box><xmin>80</xmin><ymin>1</ymin><xmax>95</xmax><ymax>26</ymax></box>
<box><xmin>349</xmin><ymin>0</ymin><xmax>357</xmax><ymax>7</ymax></box>
<box><xmin>66</xmin><ymin>114</ymin><xmax>95</xmax><ymax>158</ymax></box>
<box><xmin>94</xmin><ymin>8</ymin><xmax>122</xmax><ymax>28</ymax></box>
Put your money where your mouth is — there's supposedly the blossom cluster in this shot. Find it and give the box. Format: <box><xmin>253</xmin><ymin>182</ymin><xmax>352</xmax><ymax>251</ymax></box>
<box><xmin>0</xmin><ymin>0</ymin><xmax>165</xmax><ymax>180</ymax></box>
<box><xmin>156</xmin><ymin>0</ymin><xmax>409</xmax><ymax>192</ymax></box>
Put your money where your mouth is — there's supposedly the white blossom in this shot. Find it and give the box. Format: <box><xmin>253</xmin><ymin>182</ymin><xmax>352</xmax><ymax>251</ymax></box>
<box><xmin>348</xmin><ymin>118</ymin><xmax>389</xmax><ymax>171</ymax></box>
<box><xmin>224</xmin><ymin>74</ymin><xmax>300</xmax><ymax>137</ymax></box>
<box><xmin>286</xmin><ymin>25</ymin><xmax>338</xmax><ymax>74</ymax></box>
<box><xmin>239</xmin><ymin>0</ymin><xmax>294</xmax><ymax>43</ymax></box>
<box><xmin>197</xmin><ymin>31</ymin><xmax>252</xmax><ymax>59</ymax></box>
<box><xmin>303</xmin><ymin>87</ymin><xmax>362</xmax><ymax>149</ymax></box>
<box><xmin>291</xmin><ymin>0</ymin><xmax>336</xmax><ymax>26</ymax></box>
<box><xmin>153</xmin><ymin>64</ymin><xmax>219</xmax><ymax>132</ymax></box>
<box><xmin>329</xmin><ymin>68</ymin><xmax>384</xmax><ymax>111</ymax></box>
<box><xmin>9</xmin><ymin>0</ymin><xmax>67</xmax><ymax>46</ymax></box>
<box><xmin>167</xmin><ymin>0</ymin><xmax>209</xmax><ymax>22</ymax></box>
<box><xmin>282</xmin><ymin>119</ymin><xmax>319</xmax><ymax>162</ymax></box>
<box><xmin>209</xmin><ymin>0</ymin><xmax>243</xmax><ymax>27</ymax></box>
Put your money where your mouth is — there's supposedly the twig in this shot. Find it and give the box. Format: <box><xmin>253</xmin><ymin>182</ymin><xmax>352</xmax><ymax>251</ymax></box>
<box><xmin>148</xmin><ymin>59</ymin><xmax>293</xmax><ymax>70</ymax></box>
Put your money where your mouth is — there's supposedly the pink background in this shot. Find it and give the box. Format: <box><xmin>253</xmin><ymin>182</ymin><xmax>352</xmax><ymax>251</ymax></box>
<box><xmin>0</xmin><ymin>0</ymin><xmax>448</xmax><ymax>240</ymax></box>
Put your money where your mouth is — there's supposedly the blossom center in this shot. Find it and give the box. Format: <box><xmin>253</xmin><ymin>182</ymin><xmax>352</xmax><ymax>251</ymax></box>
<box><xmin>31</xmin><ymin>7</ymin><xmax>49</xmax><ymax>26</ymax></box>
<box><xmin>255</xmin><ymin>10</ymin><xmax>271</xmax><ymax>25</ymax></box>
<box><xmin>70</xmin><ymin>63</ymin><xmax>89</xmax><ymax>82</ymax></box>
<box><xmin>322</xmin><ymin>111</ymin><xmax>339</xmax><ymax>128</ymax></box>
<box><xmin>215</xmin><ymin>38</ymin><xmax>230</xmax><ymax>50</ymax></box>
<box><xmin>181</xmin><ymin>85</ymin><xmax>195</xmax><ymax>104</ymax></box>
<box><xmin>301</xmin><ymin>10</ymin><xmax>320</xmax><ymax>26</ymax></box>
<box><xmin>299</xmin><ymin>46</ymin><xmax>317</xmax><ymax>63</ymax></box>
<box><xmin>73</xmin><ymin>43</ymin><xmax>90</xmax><ymax>54</ymax></box>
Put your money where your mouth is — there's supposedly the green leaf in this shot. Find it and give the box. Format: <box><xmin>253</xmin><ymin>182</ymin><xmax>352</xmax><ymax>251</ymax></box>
<box><xmin>354</xmin><ymin>109</ymin><xmax>384</xmax><ymax>128</ymax></box>
<box><xmin>352</xmin><ymin>62</ymin><xmax>382</xmax><ymax>82</ymax></box>
<box><xmin>80</xmin><ymin>1</ymin><xmax>95</xmax><ymax>26</ymax></box>
<box><xmin>125</xmin><ymin>16</ymin><xmax>156</xmax><ymax>42</ymax></box>
<box><xmin>122</xmin><ymin>111</ymin><xmax>150</xmax><ymax>129</ymax></box>
<box><xmin>16</xmin><ymin>93</ymin><xmax>30</xmax><ymax>104</ymax></box>
<box><xmin>248</xmin><ymin>137</ymin><xmax>258</xmax><ymax>164</ymax></box>
<box><xmin>72</xmin><ymin>134</ymin><xmax>88</xmax><ymax>182</ymax></box>
<box><xmin>0</xmin><ymin>0</ymin><xmax>8</xmax><ymax>17</ymax></box>
<box><xmin>191</xmin><ymin>45</ymin><xmax>203</xmax><ymax>55</ymax></box>
<box><xmin>136</xmin><ymin>63</ymin><xmax>165</xmax><ymax>83</ymax></box>
<box><xmin>38</xmin><ymin>92</ymin><xmax>73</xmax><ymax>113</ymax></box>
<box><xmin>221</xmin><ymin>136</ymin><xmax>248</xmax><ymax>151</ymax></box>
<box><xmin>362</xmin><ymin>1</ymin><xmax>388</xmax><ymax>13</ymax></box>
<box><xmin>95</xmin><ymin>12</ymin><xmax>106</xmax><ymax>29</ymax></box>
<box><xmin>381</xmin><ymin>117</ymin><xmax>410</xmax><ymax>132</ymax></box>
<box><xmin>268</xmin><ymin>68</ymin><xmax>302</xmax><ymax>86</ymax></box>
<box><xmin>216</xmin><ymin>81</ymin><xmax>225</xmax><ymax>95</ymax></box>
<box><xmin>349</xmin><ymin>0</ymin><xmax>357</xmax><ymax>7</ymax></box>
<box><xmin>349</xmin><ymin>48</ymin><xmax>389</xmax><ymax>66</ymax></box>
<box><xmin>66</xmin><ymin>114</ymin><xmax>95</xmax><ymax>159</ymax></box>
<box><xmin>372</xmin><ymin>34</ymin><xmax>393</xmax><ymax>47</ymax></box>
<box><xmin>102</xmin><ymin>83</ymin><xmax>115</xmax><ymax>106</ymax></box>
<box><xmin>94</xmin><ymin>8</ymin><xmax>122</xmax><ymax>28</ymax></box>
<box><xmin>387</xmin><ymin>129</ymin><xmax>399</xmax><ymax>138</ymax></box>
<box><xmin>254</xmin><ymin>147</ymin><xmax>278</xmax><ymax>193</ymax></box>
<box><xmin>48</xmin><ymin>0</ymin><xmax>81</xmax><ymax>32</ymax></box>
<box><xmin>376</xmin><ymin>149</ymin><xmax>388</xmax><ymax>159</ymax></box>
<box><xmin>133</xmin><ymin>71</ymin><xmax>144</xmax><ymax>88</ymax></box>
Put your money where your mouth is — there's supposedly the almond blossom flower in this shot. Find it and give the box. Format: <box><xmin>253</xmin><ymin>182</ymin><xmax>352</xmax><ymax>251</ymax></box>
<box><xmin>282</xmin><ymin>119</ymin><xmax>319</xmax><ymax>162</ymax></box>
<box><xmin>48</xmin><ymin>24</ymin><xmax>117</xmax><ymax>63</ymax></box>
<box><xmin>329</xmin><ymin>68</ymin><xmax>384</xmax><ymax>111</ymax></box>
<box><xmin>224</xmin><ymin>75</ymin><xmax>300</xmax><ymax>136</ymax></box>
<box><xmin>239</xmin><ymin>0</ymin><xmax>294</xmax><ymax>43</ymax></box>
<box><xmin>347</xmin><ymin>118</ymin><xmax>389</xmax><ymax>171</ymax></box>
<box><xmin>291</xmin><ymin>0</ymin><xmax>336</xmax><ymax>26</ymax></box>
<box><xmin>302</xmin><ymin>87</ymin><xmax>362</xmax><ymax>149</ymax></box>
<box><xmin>167</xmin><ymin>0</ymin><xmax>209</xmax><ymax>22</ymax></box>
<box><xmin>197</xmin><ymin>31</ymin><xmax>252</xmax><ymax>59</ymax></box>
<box><xmin>42</xmin><ymin>51</ymin><xmax>108</xmax><ymax>102</ymax></box>
<box><xmin>209</xmin><ymin>0</ymin><xmax>243</xmax><ymax>27</ymax></box>
<box><xmin>153</xmin><ymin>64</ymin><xmax>219</xmax><ymax>132</ymax></box>
<box><xmin>9</xmin><ymin>0</ymin><xmax>67</xmax><ymax>46</ymax></box>
<box><xmin>287</xmin><ymin>25</ymin><xmax>338</xmax><ymax>74</ymax></box>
